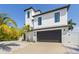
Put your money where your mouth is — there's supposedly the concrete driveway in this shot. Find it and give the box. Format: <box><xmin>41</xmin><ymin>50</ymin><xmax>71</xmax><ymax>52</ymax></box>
<box><xmin>11</xmin><ymin>42</ymin><xmax>67</xmax><ymax>54</ymax></box>
<box><xmin>1</xmin><ymin>41</ymin><xmax>78</xmax><ymax>54</ymax></box>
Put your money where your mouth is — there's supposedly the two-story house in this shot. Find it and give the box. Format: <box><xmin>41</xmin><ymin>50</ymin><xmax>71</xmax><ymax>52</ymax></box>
<box><xmin>24</xmin><ymin>5</ymin><xmax>70</xmax><ymax>43</ymax></box>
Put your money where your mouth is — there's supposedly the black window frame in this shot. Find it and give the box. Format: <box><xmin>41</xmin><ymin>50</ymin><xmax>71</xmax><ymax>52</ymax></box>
<box><xmin>27</xmin><ymin>11</ymin><xmax>30</xmax><ymax>18</ymax></box>
<box><xmin>38</xmin><ymin>17</ymin><xmax>42</xmax><ymax>25</ymax></box>
<box><xmin>55</xmin><ymin>12</ymin><xmax>60</xmax><ymax>23</ymax></box>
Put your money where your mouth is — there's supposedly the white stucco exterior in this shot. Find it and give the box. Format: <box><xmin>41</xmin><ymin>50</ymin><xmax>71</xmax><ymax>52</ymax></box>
<box><xmin>25</xmin><ymin>9</ymin><xmax>35</xmax><ymax>27</ymax></box>
<box><xmin>25</xmin><ymin>8</ymin><xmax>41</xmax><ymax>28</ymax></box>
<box><xmin>63</xmin><ymin>31</ymin><xmax>79</xmax><ymax>45</ymax></box>
<box><xmin>24</xmin><ymin>5</ymin><xmax>70</xmax><ymax>43</ymax></box>
<box><xmin>33</xmin><ymin>27</ymin><xmax>68</xmax><ymax>43</ymax></box>
<box><xmin>33</xmin><ymin>8</ymin><xmax>68</xmax><ymax>29</ymax></box>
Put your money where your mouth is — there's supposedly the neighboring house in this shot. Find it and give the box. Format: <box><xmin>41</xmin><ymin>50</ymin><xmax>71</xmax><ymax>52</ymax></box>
<box><xmin>24</xmin><ymin>5</ymin><xmax>70</xmax><ymax>43</ymax></box>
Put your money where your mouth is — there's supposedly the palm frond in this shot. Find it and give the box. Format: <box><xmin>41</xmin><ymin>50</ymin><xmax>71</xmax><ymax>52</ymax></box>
<box><xmin>72</xmin><ymin>23</ymin><xmax>76</xmax><ymax>25</ymax></box>
<box><xmin>4</xmin><ymin>17</ymin><xmax>17</xmax><ymax>27</ymax></box>
<box><xmin>68</xmin><ymin>19</ymin><xmax>76</xmax><ymax>30</ymax></box>
<box><xmin>0</xmin><ymin>17</ymin><xmax>3</xmax><ymax>24</ymax></box>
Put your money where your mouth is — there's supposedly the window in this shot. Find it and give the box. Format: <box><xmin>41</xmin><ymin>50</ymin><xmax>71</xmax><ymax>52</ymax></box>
<box><xmin>32</xmin><ymin>19</ymin><xmax>34</xmax><ymax>29</ymax></box>
<box><xmin>55</xmin><ymin>12</ymin><xmax>60</xmax><ymax>22</ymax></box>
<box><xmin>38</xmin><ymin>17</ymin><xmax>42</xmax><ymax>25</ymax></box>
<box><xmin>27</xmin><ymin>11</ymin><xmax>30</xmax><ymax>18</ymax></box>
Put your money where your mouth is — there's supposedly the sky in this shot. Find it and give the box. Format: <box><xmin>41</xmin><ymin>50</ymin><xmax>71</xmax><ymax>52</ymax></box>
<box><xmin>0</xmin><ymin>4</ymin><xmax>79</xmax><ymax>28</ymax></box>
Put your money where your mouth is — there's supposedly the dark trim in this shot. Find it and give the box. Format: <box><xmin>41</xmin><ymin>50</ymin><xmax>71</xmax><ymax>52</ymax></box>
<box><xmin>24</xmin><ymin>7</ymin><xmax>32</xmax><ymax>11</ymax></box>
<box><xmin>33</xmin><ymin>25</ymin><xmax>68</xmax><ymax>31</ymax></box>
<box><xmin>24</xmin><ymin>7</ymin><xmax>41</xmax><ymax>13</ymax></box>
<box><xmin>33</xmin><ymin>5</ymin><xmax>70</xmax><ymax>17</ymax></box>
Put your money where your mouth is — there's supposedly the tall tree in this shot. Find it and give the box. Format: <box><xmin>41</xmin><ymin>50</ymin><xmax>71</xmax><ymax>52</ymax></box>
<box><xmin>0</xmin><ymin>13</ymin><xmax>18</xmax><ymax>41</ymax></box>
<box><xmin>68</xmin><ymin>19</ymin><xmax>76</xmax><ymax>30</ymax></box>
<box><xmin>0</xmin><ymin>13</ymin><xmax>17</xmax><ymax>27</ymax></box>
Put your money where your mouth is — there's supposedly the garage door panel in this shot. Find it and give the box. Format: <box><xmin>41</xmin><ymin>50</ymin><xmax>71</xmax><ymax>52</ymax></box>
<box><xmin>37</xmin><ymin>30</ymin><xmax>61</xmax><ymax>42</ymax></box>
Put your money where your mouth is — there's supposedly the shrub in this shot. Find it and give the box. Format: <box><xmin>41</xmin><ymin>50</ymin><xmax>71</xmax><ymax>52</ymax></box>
<box><xmin>0</xmin><ymin>24</ymin><xmax>19</xmax><ymax>41</ymax></box>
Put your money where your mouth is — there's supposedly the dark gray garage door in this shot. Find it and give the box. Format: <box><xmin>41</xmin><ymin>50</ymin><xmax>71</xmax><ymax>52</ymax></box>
<box><xmin>37</xmin><ymin>30</ymin><xmax>61</xmax><ymax>42</ymax></box>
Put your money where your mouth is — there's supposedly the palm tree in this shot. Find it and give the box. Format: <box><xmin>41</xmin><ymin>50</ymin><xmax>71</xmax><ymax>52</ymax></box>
<box><xmin>0</xmin><ymin>13</ymin><xmax>17</xmax><ymax>27</ymax></box>
<box><xmin>22</xmin><ymin>24</ymin><xmax>31</xmax><ymax>41</ymax></box>
<box><xmin>23</xmin><ymin>24</ymin><xmax>30</xmax><ymax>32</ymax></box>
<box><xmin>0</xmin><ymin>13</ymin><xmax>18</xmax><ymax>41</ymax></box>
<box><xmin>68</xmin><ymin>19</ymin><xmax>76</xmax><ymax>31</ymax></box>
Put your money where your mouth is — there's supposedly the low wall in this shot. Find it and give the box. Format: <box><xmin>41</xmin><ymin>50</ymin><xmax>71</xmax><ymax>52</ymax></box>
<box><xmin>25</xmin><ymin>32</ymin><xmax>34</xmax><ymax>42</ymax></box>
<box><xmin>63</xmin><ymin>31</ymin><xmax>79</xmax><ymax>45</ymax></box>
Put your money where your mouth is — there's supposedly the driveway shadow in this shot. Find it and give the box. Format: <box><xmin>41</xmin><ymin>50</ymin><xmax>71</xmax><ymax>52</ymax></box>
<box><xmin>64</xmin><ymin>45</ymin><xmax>79</xmax><ymax>54</ymax></box>
<box><xmin>76</xmin><ymin>45</ymin><xmax>79</xmax><ymax>47</ymax></box>
<box><xmin>65</xmin><ymin>46</ymin><xmax>79</xmax><ymax>51</ymax></box>
<box><xmin>0</xmin><ymin>43</ymin><xmax>20</xmax><ymax>52</ymax></box>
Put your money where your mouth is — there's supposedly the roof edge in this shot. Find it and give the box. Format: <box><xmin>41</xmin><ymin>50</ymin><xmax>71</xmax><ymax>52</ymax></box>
<box><xmin>24</xmin><ymin>7</ymin><xmax>33</xmax><ymax>11</ymax></box>
<box><xmin>33</xmin><ymin>5</ymin><xmax>70</xmax><ymax>17</ymax></box>
<box><xmin>24</xmin><ymin>7</ymin><xmax>41</xmax><ymax>13</ymax></box>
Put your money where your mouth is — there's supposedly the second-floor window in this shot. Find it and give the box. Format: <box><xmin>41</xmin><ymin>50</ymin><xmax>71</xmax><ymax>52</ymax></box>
<box><xmin>27</xmin><ymin>11</ymin><xmax>30</xmax><ymax>18</ymax></box>
<box><xmin>55</xmin><ymin>12</ymin><xmax>60</xmax><ymax>22</ymax></box>
<box><xmin>38</xmin><ymin>17</ymin><xmax>42</xmax><ymax>25</ymax></box>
